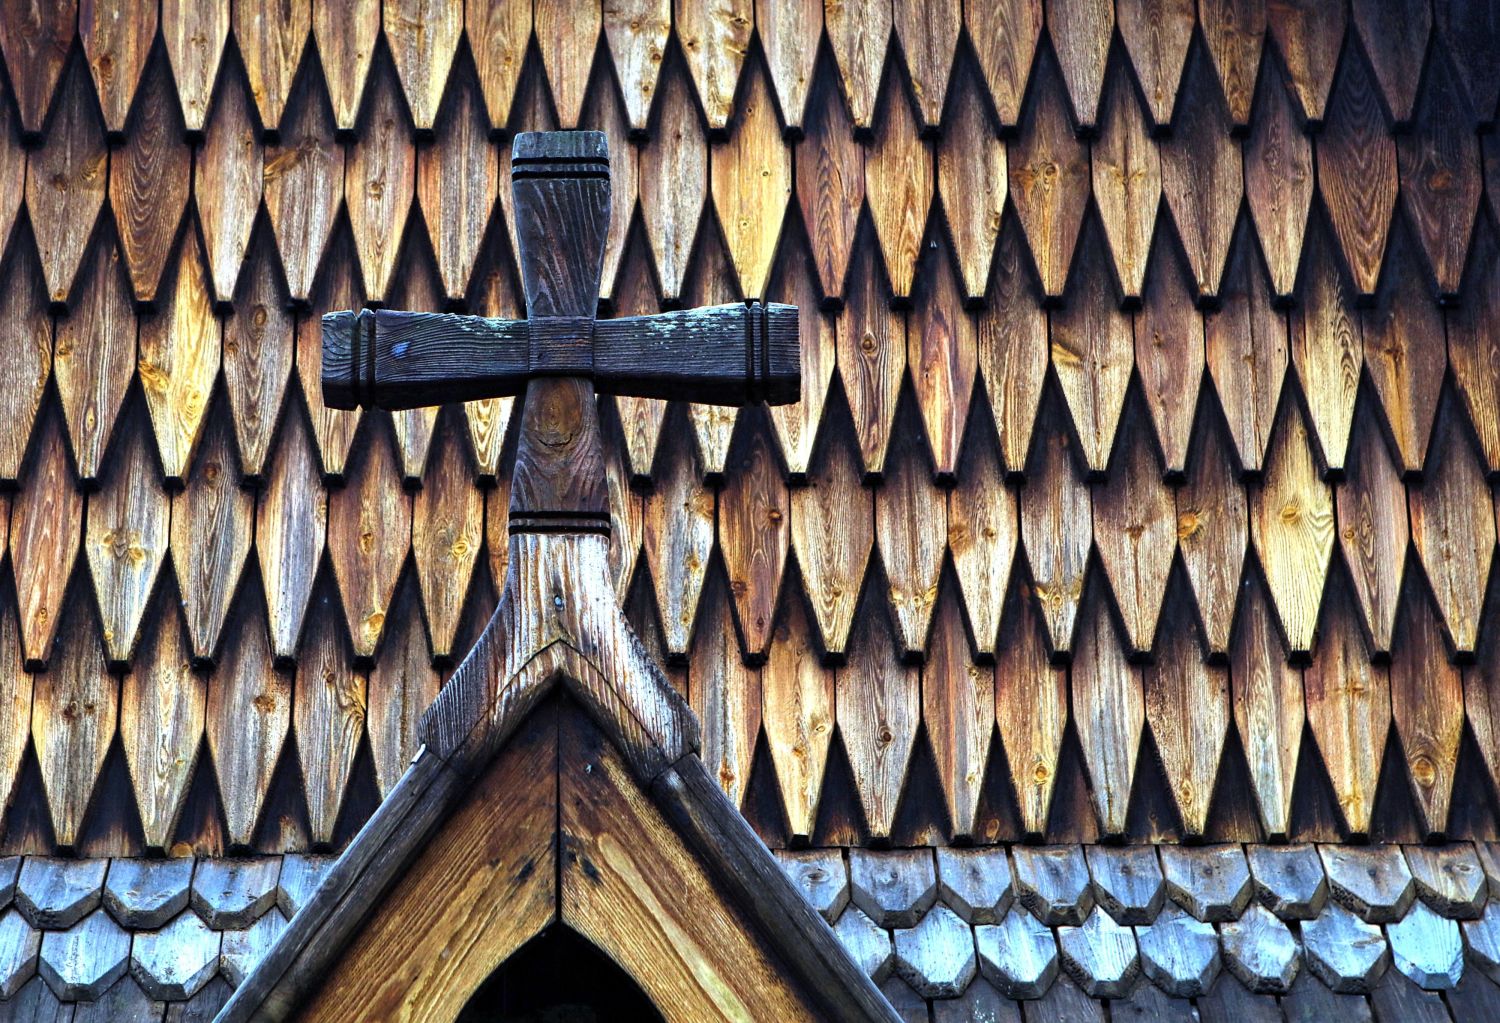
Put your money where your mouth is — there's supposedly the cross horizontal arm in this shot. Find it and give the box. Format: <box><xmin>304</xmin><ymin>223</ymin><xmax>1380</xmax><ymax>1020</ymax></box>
<box><xmin>321</xmin><ymin>301</ymin><xmax>800</xmax><ymax>410</ymax></box>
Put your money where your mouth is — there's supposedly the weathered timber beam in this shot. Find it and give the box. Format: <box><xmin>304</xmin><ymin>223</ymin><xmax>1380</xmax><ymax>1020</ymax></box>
<box><xmin>321</xmin><ymin>302</ymin><xmax>800</xmax><ymax>409</ymax></box>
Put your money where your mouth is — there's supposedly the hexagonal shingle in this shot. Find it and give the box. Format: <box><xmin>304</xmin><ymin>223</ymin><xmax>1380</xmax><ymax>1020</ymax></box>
<box><xmin>276</xmin><ymin>854</ymin><xmax>335</xmax><ymax>918</ymax></box>
<box><xmin>0</xmin><ymin>907</ymin><xmax>40</xmax><ymax>997</ymax></box>
<box><xmin>935</xmin><ymin>847</ymin><xmax>1012</xmax><ymax>923</ymax></box>
<box><xmin>1159</xmin><ymin>845</ymin><xmax>1251</xmax><ymax>922</ymax></box>
<box><xmin>848</xmin><ymin>849</ymin><xmax>937</xmax><ymax>928</ymax></box>
<box><xmin>833</xmin><ymin>905</ymin><xmax>893</xmax><ymax>982</ymax></box>
<box><xmin>893</xmin><ymin>904</ymin><xmax>976</xmax><ymax>997</ymax></box>
<box><xmin>1058</xmin><ymin>908</ymin><xmax>1139</xmax><ymax>997</ymax></box>
<box><xmin>1405</xmin><ymin>844</ymin><xmax>1486</xmax><ymax>919</ymax></box>
<box><xmin>0</xmin><ymin>857</ymin><xmax>19</xmax><ymax>908</ymax></box>
<box><xmin>190</xmin><ymin>858</ymin><xmax>282</xmax><ymax>929</ymax></box>
<box><xmin>104</xmin><ymin>858</ymin><xmax>194</xmax><ymax>928</ymax></box>
<box><xmin>16</xmin><ymin>858</ymin><xmax>108</xmax><ymax>929</ymax></box>
<box><xmin>776</xmin><ymin>849</ymin><xmax>849</xmax><ymax>921</ymax></box>
<box><xmin>1319</xmin><ymin>845</ymin><xmax>1415</xmax><ymax>923</ymax></box>
<box><xmin>975</xmin><ymin>905</ymin><xmax>1058</xmax><ymax>999</ymax></box>
<box><xmin>1220</xmin><ymin>903</ymin><xmax>1300</xmax><ymax>993</ymax></box>
<box><xmin>1086</xmin><ymin>845</ymin><xmax>1163</xmax><ymax>925</ymax></box>
<box><xmin>1387</xmin><ymin>900</ymin><xmax>1463</xmax><ymax>991</ymax></box>
<box><xmin>1303</xmin><ymin>902</ymin><xmax>1390</xmax><ymax>993</ymax></box>
<box><xmin>131</xmin><ymin>910</ymin><xmax>223</xmax><ymax>999</ymax></box>
<box><xmin>1463</xmin><ymin>901</ymin><xmax>1500</xmax><ymax>979</ymax></box>
<box><xmin>221</xmin><ymin>908</ymin><xmax>289</xmax><ymax>987</ymax></box>
<box><xmin>1135</xmin><ymin>903</ymin><xmax>1220</xmax><ymax>997</ymax></box>
<box><xmin>1247</xmin><ymin>843</ymin><xmax>1327</xmax><ymax>920</ymax></box>
<box><xmin>1012</xmin><ymin>845</ymin><xmax>1094</xmax><ymax>926</ymax></box>
<box><xmin>37</xmin><ymin>908</ymin><xmax>131</xmax><ymax>999</ymax></box>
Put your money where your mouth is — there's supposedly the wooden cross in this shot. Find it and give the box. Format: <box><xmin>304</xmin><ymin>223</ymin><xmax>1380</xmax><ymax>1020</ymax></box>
<box><xmin>319</xmin><ymin>129</ymin><xmax>802</xmax><ymax>776</ymax></box>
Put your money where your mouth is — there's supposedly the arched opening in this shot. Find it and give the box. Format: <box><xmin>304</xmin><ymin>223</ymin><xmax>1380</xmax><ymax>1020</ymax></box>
<box><xmin>456</xmin><ymin>923</ymin><xmax>667</xmax><ymax>1023</ymax></box>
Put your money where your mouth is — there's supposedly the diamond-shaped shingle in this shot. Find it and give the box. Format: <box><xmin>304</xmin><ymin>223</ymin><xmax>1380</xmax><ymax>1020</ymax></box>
<box><xmin>1320</xmin><ymin>845</ymin><xmax>1415</xmax><ymax>923</ymax></box>
<box><xmin>1247</xmin><ymin>843</ymin><xmax>1327</xmax><ymax>920</ymax></box>
<box><xmin>849</xmin><ymin>849</ymin><xmax>937</xmax><ymax>927</ymax></box>
<box><xmin>1058</xmin><ymin>908</ymin><xmax>1139</xmax><ymax>997</ymax></box>
<box><xmin>1405</xmin><ymin>844</ymin><xmax>1486</xmax><ymax>919</ymax></box>
<box><xmin>131</xmin><ymin>909</ymin><xmax>222</xmax><ymax>999</ymax></box>
<box><xmin>275</xmin><ymin>854</ymin><xmax>335</xmax><ymax>918</ymax></box>
<box><xmin>1220</xmin><ymin>903</ymin><xmax>1300</xmax><ymax>993</ymax></box>
<box><xmin>1087</xmin><ymin>845</ymin><xmax>1164</xmax><ymax>924</ymax></box>
<box><xmin>776</xmin><ymin>849</ymin><xmax>850</xmax><ymax>921</ymax></box>
<box><xmin>190</xmin><ymin>858</ymin><xmax>281</xmax><ymax>929</ymax></box>
<box><xmin>104</xmin><ymin>858</ymin><xmax>194</xmax><ymax>928</ymax></box>
<box><xmin>1135</xmin><ymin>903</ymin><xmax>1220</xmax><ymax>997</ymax></box>
<box><xmin>935</xmin><ymin>847</ymin><xmax>1012</xmax><ymax>923</ymax></box>
<box><xmin>893</xmin><ymin>903</ymin><xmax>976</xmax><ymax>997</ymax></box>
<box><xmin>1160</xmin><ymin>845</ymin><xmax>1251</xmax><ymax>922</ymax></box>
<box><xmin>16</xmin><ymin>858</ymin><xmax>108</xmax><ymax>929</ymax></box>
<box><xmin>37</xmin><ymin>908</ymin><xmax>131</xmax><ymax>999</ymax></box>
<box><xmin>833</xmin><ymin>905</ymin><xmax>893</xmax><ymax>982</ymax></box>
<box><xmin>0</xmin><ymin>907</ymin><xmax>40</xmax><ymax>996</ymax></box>
<box><xmin>1303</xmin><ymin>902</ymin><xmax>1390</xmax><ymax>993</ymax></box>
<box><xmin>976</xmin><ymin>904</ymin><xmax>1059</xmax><ymax>999</ymax></box>
<box><xmin>1013</xmin><ymin>845</ymin><xmax>1093</xmax><ymax>926</ymax></box>
<box><xmin>1388</xmin><ymin>900</ymin><xmax>1463</xmax><ymax>990</ymax></box>
<box><xmin>221</xmin><ymin>908</ymin><xmax>289</xmax><ymax>987</ymax></box>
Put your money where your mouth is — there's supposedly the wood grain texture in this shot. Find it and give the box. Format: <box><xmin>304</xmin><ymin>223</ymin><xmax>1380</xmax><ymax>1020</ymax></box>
<box><xmin>762</xmin><ymin>588</ymin><xmax>834</xmax><ymax>839</ymax></box>
<box><xmin>865</xmin><ymin>67</ymin><xmax>932</xmax><ymax>301</ymax></box>
<box><xmin>264</xmin><ymin>67</ymin><xmax>343</xmax><ymax>304</ymax></box>
<box><xmin>1436</xmin><ymin>0</ymin><xmax>1500</xmax><ymax>130</ymax></box>
<box><xmin>1046</xmin><ymin>0</ymin><xmax>1112</xmax><ymax>132</ymax></box>
<box><xmin>837</xmin><ymin>242</ymin><xmax>904</xmax><ymax>476</ymax></box>
<box><xmin>639</xmin><ymin>58</ymin><xmax>706</xmax><ymax>304</ymax></box>
<box><xmin>1116</xmin><ymin>0</ymin><xmax>1194</xmax><ymax>129</ymax></box>
<box><xmin>534</xmin><ymin>0</ymin><xmax>601</xmax><ymax>129</ymax></box>
<box><xmin>836</xmin><ymin>587</ymin><xmax>919</xmax><ymax>838</ymax></box>
<box><xmin>605</xmin><ymin>0</ymin><xmax>670</xmax><ymax>132</ymax></box>
<box><xmin>466</xmin><ymin>0</ymin><xmax>529</xmax><ymax>129</ymax></box>
<box><xmin>791</xmin><ymin>409</ymin><xmax>873</xmax><ymax>657</ymax></box>
<box><xmin>1465</xmin><ymin>609</ymin><xmax>1500</xmax><ymax>804</ymax></box>
<box><xmin>1176</xmin><ymin>416</ymin><xmax>1247</xmax><ymax>658</ymax></box>
<box><xmin>54</xmin><ymin>234</ymin><xmax>134</xmax><ymax>480</ymax></box>
<box><xmin>1009</xmin><ymin>49</ymin><xmax>1089</xmax><ymax>299</ymax></box>
<box><xmin>965</xmin><ymin>0</ymin><xmax>1040</xmax><ymax>130</ymax></box>
<box><xmin>1397</xmin><ymin>52</ymin><xmax>1482</xmax><ymax>299</ymax></box>
<box><xmin>234</xmin><ymin>0</ymin><xmax>308</xmax><ymax>133</ymax></box>
<box><xmin>1352</xmin><ymin>0</ymin><xmax>1429</xmax><ymax>128</ymax></box>
<box><xmin>26</xmin><ymin>58</ymin><xmax>107</xmax><ymax>306</ymax></box>
<box><xmin>170</xmin><ymin>409</ymin><xmax>252</xmax><ymax>663</ymax></box>
<box><xmin>80</xmin><ymin>0</ymin><xmax>157</xmax><ymax>136</ymax></box>
<box><xmin>767</xmin><ymin>234</ymin><xmax>836</xmax><ymax>478</ymax></box>
<box><xmin>162</xmin><ymin>0</ymin><xmax>229</xmax><ymax>133</ymax></box>
<box><xmin>385</xmin><ymin>244</ymin><xmax>441</xmax><ymax>485</ymax></box>
<box><xmin>607</xmin><ymin>240</ymin><xmax>666</xmax><ymax>482</ymax></box>
<box><xmin>1049</xmin><ymin>216</ymin><xmax>1133</xmax><ymax>475</ymax></box>
<box><xmin>994</xmin><ymin>576</ymin><xmax>1066</xmax><ymax>836</ymax></box>
<box><xmin>1091</xmin><ymin>410</ymin><xmax>1175</xmax><ymax>656</ymax></box>
<box><xmin>346</xmin><ymin>54</ymin><xmax>416</xmax><ymax>301</ymax></box>
<box><xmin>675</xmin><ymin>0</ymin><xmax>750</xmax><ymax>131</ymax></box>
<box><xmin>1289</xmin><ymin>219</ymin><xmax>1361</xmax><ymax>474</ymax></box>
<box><xmin>1248</xmin><ymin>400</ymin><xmax>1334</xmax><ymax>656</ymax></box>
<box><xmin>223</xmin><ymin>229</ymin><xmax>294</xmax><ymax>481</ymax></box>
<box><xmin>1409</xmin><ymin>400</ymin><xmax>1495</xmax><ymax>656</ymax></box>
<box><xmin>0</xmin><ymin>243</ymin><xmax>49</xmax><ymax>484</ymax></box>
<box><xmin>417</xmin><ymin>64</ymin><xmax>498</xmax><ymax>303</ymax></box>
<box><xmin>1266</xmin><ymin>0</ymin><xmax>1345</xmax><ymax>126</ymax></box>
<box><xmin>411</xmin><ymin>411</ymin><xmax>482</xmax><ymax>662</ymax></box>
<box><xmin>298</xmin><ymin>225</ymin><xmax>365</xmax><ymax>479</ymax></box>
<box><xmin>874</xmin><ymin>407</ymin><xmax>946</xmax><ymax>657</ymax></box>
<box><xmin>712</xmin><ymin>58</ymin><xmax>791</xmax><ymax>299</ymax></box>
<box><xmin>1020</xmin><ymin>398</ymin><xmax>1092</xmax><ymax>655</ymax></box>
<box><xmin>0</xmin><ymin>580</ymin><xmax>31</xmax><ymax>817</ymax></box>
<box><xmin>366</xmin><ymin>576</ymin><xmax>440</xmax><ymax>796</ymax></box>
<box><xmin>206</xmin><ymin>586</ymin><xmax>290</xmax><ymax>847</ymax></box>
<box><xmin>756</xmin><ymin>0</ymin><xmax>819</xmax><ymax>131</ymax></box>
<box><xmin>937</xmin><ymin>60</ymin><xmax>1006</xmax><ymax>302</ymax></box>
<box><xmin>0</xmin><ymin>0</ymin><xmax>74</xmax><ymax>137</ymax></box>
<box><xmin>383</xmin><ymin>0</ymin><xmax>461</xmax><ymax>132</ymax></box>
<box><xmin>1071</xmin><ymin>580</ymin><xmax>1144</xmax><ymax>837</ymax></box>
<box><xmin>1206</xmin><ymin>220</ymin><xmax>1287</xmax><ymax>475</ymax></box>
<box><xmin>978</xmin><ymin>218</ymin><xmax>1047</xmax><ymax>475</ymax></box>
<box><xmin>924</xmin><ymin>581</ymin><xmax>993</xmax><ymax>837</ymax></box>
<box><xmin>9</xmin><ymin>407</ymin><xmax>81</xmax><ymax>669</ymax></box>
<box><xmin>581</xmin><ymin>73</ymin><xmax>636</xmax><ymax>304</ymax></box>
<box><xmin>120</xmin><ymin>592</ymin><xmax>204</xmax><ymax>848</ymax></box>
<box><xmin>1091</xmin><ymin>60</ymin><xmax>1159</xmax><ymax>303</ymax></box>
<box><xmin>642</xmin><ymin>431</ymin><xmax>714</xmax><ymax>658</ymax></box>
<box><xmin>328</xmin><ymin>419</ymin><xmax>411</xmax><ymax>660</ymax></box>
<box><xmin>1316</xmin><ymin>48</ymin><xmax>1398</xmax><ymax>298</ymax></box>
<box><xmin>1231</xmin><ymin>571</ymin><xmax>1302</xmax><ymax>838</ymax></box>
<box><xmin>296</xmin><ymin>584</ymin><xmax>368</xmax><ymax>845</ymax></box>
<box><xmin>1134</xmin><ymin>231</ymin><xmax>1203</xmax><ymax>477</ymax></box>
<box><xmin>1158</xmin><ymin>46</ymin><xmax>1239</xmax><ymax>302</ymax></box>
<box><xmin>1450</xmin><ymin>220</ymin><xmax>1500</xmax><ymax>474</ymax></box>
<box><xmin>1335</xmin><ymin>401</ymin><xmax>1407</xmax><ymax>655</ymax></box>
<box><xmin>137</xmin><ymin>237</ymin><xmax>220</xmax><ymax>484</ymax></box>
<box><xmin>824</xmin><ymin>0</ymin><xmax>892</xmax><ymax>132</ymax></box>
<box><xmin>689</xmin><ymin>572</ymin><xmax>761</xmax><ymax>808</ymax></box>
<box><xmin>719</xmin><ymin>415</ymin><xmax>789</xmax><ymax>660</ymax></box>
<box><xmin>1389</xmin><ymin>582</ymin><xmax>1463</xmax><ymax>838</ymax></box>
<box><xmin>798</xmin><ymin>67</ymin><xmax>863</xmax><ymax>300</ymax></box>
<box><xmin>84</xmin><ymin>411</ymin><xmax>169</xmax><ymax>667</ymax></box>
<box><xmin>908</xmin><ymin>243</ymin><xmax>977</xmax><ymax>479</ymax></box>
<box><xmin>31</xmin><ymin>590</ymin><xmax>115</xmax><ymax>847</ymax></box>
<box><xmin>1303</xmin><ymin>570</ymin><xmax>1389</xmax><ymax>837</ymax></box>
<box><xmin>256</xmin><ymin>408</ymin><xmax>326</xmax><ymax>663</ymax></box>
<box><xmin>1244</xmin><ymin>55</ymin><xmax>1313</xmax><ymax>301</ymax></box>
<box><xmin>892</xmin><ymin>0</ymin><xmax>959</xmax><ymax>130</ymax></box>
<box><xmin>197</xmin><ymin>63</ymin><xmax>264</xmax><ymax>305</ymax></box>
<box><xmin>464</xmin><ymin>252</ymin><xmax>522</xmax><ymax>481</ymax></box>
<box><xmin>948</xmin><ymin>413</ymin><xmax>1016</xmax><ymax>656</ymax></box>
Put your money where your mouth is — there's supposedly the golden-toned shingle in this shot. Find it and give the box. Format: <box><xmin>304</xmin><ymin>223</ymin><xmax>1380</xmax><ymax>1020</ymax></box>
<box><xmin>689</xmin><ymin>569</ymin><xmax>760</xmax><ymax>809</ymax></box>
<box><xmin>892</xmin><ymin>0</ymin><xmax>959</xmax><ymax>132</ymax></box>
<box><xmin>1266</xmin><ymin>0</ymin><xmax>1346</xmax><ymax>127</ymax></box>
<box><xmin>411</xmin><ymin>410</ymin><xmax>482</xmax><ymax>663</ymax></box>
<box><xmin>1388</xmin><ymin>579</ymin><xmax>1463</xmax><ymax>839</ymax></box>
<box><xmin>197</xmin><ymin>61</ymin><xmax>265</xmax><ymax>306</ymax></box>
<box><xmin>345</xmin><ymin>50</ymin><xmax>416</xmax><ymax>304</ymax></box>
<box><xmin>923</xmin><ymin>579</ymin><xmax>993</xmax><ymax>838</ymax></box>
<box><xmin>863</xmin><ymin>63</ymin><xmax>931</xmax><ymax>302</ymax></box>
<box><xmin>417</xmin><ymin>60</ymin><xmax>498</xmax><ymax>304</ymax></box>
<box><xmin>1336</xmin><ymin>399</ymin><xmax>1408</xmax><ymax>656</ymax></box>
<box><xmin>947</xmin><ymin>406</ymin><xmax>1016</xmax><ymax>658</ymax></box>
<box><xmin>766</xmin><ymin>231</ymin><xmax>836</xmax><ymax>480</ymax></box>
<box><xmin>296</xmin><ymin>577</ymin><xmax>368</xmax><ymax>845</ymax></box>
<box><xmin>977</xmin><ymin>217</ymin><xmax>1047</xmax><ymax>476</ymax></box>
<box><xmin>1316</xmin><ymin>45</ymin><xmax>1397</xmax><ymax>299</ymax></box>
<box><xmin>1090</xmin><ymin>58</ymin><xmax>1159</xmax><ymax>304</ymax></box>
<box><xmin>80</xmin><ymin>0</ymin><xmax>157</xmax><ymax>137</ymax></box>
<box><xmin>796</xmin><ymin>62</ymin><xmax>863</xmax><ymax>302</ymax></box>
<box><xmin>642</xmin><ymin>422</ymin><xmax>713</xmax><ymax>658</ymax></box>
<box><xmin>1133</xmin><ymin>229</ymin><xmax>1203</xmax><ymax>478</ymax></box>
<box><xmin>1008</xmin><ymin>47</ymin><xmax>1088</xmax><ymax>300</ymax></box>
<box><xmin>1020</xmin><ymin>395</ymin><xmax>1092</xmax><ymax>654</ymax></box>
<box><xmin>0</xmin><ymin>240</ymin><xmax>50</xmax><ymax>484</ymax></box>
<box><xmin>1199</xmin><ymin>0</ymin><xmax>1265</xmax><ymax>131</ymax></box>
<box><xmin>1046</xmin><ymin>0</ymin><xmax>1112</xmax><ymax>133</ymax></box>
<box><xmin>1229</xmin><ymin>569</ymin><xmax>1302</xmax><ymax>839</ymax></box>
<box><xmin>756</xmin><ymin>0</ymin><xmax>820</xmax><ymax>132</ymax></box>
<box><xmin>466</xmin><ymin>0</ymin><xmax>530</xmax><ymax>131</ymax></box>
<box><xmin>638</xmin><ymin>55</ymin><xmax>706</xmax><ymax>304</ymax></box>
<box><xmin>936</xmin><ymin>58</ymin><xmax>1005</xmax><ymax>303</ymax></box>
<box><xmin>256</xmin><ymin>407</ymin><xmax>326</xmax><ymax>663</ymax></box>
<box><xmin>1176</xmin><ymin>412</ymin><xmax>1247</xmax><ymax>658</ymax></box>
<box><xmin>264</xmin><ymin>69</ymin><xmax>343</xmax><ymax>305</ymax></box>
<box><xmin>965</xmin><ymin>0</ymin><xmax>1040</xmax><ymax>131</ymax></box>
<box><xmin>836</xmin><ymin>236</ymin><xmax>904</xmax><ymax>477</ymax></box>
<box><xmin>823</xmin><ymin>0</ymin><xmax>891</xmax><ymax>133</ymax></box>
<box><xmin>8</xmin><ymin>404</ymin><xmax>80</xmax><ymax>669</ymax></box>
<box><xmin>994</xmin><ymin>575</ymin><xmax>1065</xmax><ymax>837</ymax></box>
<box><xmin>534</xmin><ymin>0</ymin><xmax>600</xmax><ymax>129</ymax></box>
<box><xmin>907</xmin><ymin>240</ymin><xmax>976</xmax><ymax>481</ymax></box>
<box><xmin>719</xmin><ymin>413</ymin><xmax>789</xmax><ymax>661</ymax></box>
<box><xmin>233</xmin><ymin>0</ymin><xmax>309</xmax><ymax>134</ymax></box>
<box><xmin>383</xmin><ymin>0</ymin><xmax>461</xmax><ymax>133</ymax></box>
<box><xmin>1289</xmin><ymin>218</ymin><xmax>1361</xmax><ymax>474</ymax></box>
<box><xmin>0</xmin><ymin>577</ymin><xmax>29</xmax><ymax>821</ymax></box>
<box><xmin>711</xmin><ymin>56</ymin><xmax>790</xmax><ymax>300</ymax></box>
<box><xmin>604</xmin><ymin>0</ymin><xmax>670</xmax><ymax>133</ymax></box>
<box><xmin>365</xmin><ymin>574</ymin><xmax>438</xmax><ymax>796</ymax></box>
<box><xmin>223</xmin><ymin>228</ymin><xmax>295</xmax><ymax>482</ymax></box>
<box><xmin>762</xmin><ymin>586</ymin><xmax>834</xmax><ymax>840</ymax></box>
<box><xmin>0</xmin><ymin>0</ymin><xmax>74</xmax><ymax>137</ymax></box>
<box><xmin>327</xmin><ymin>416</ymin><xmax>411</xmax><ymax>661</ymax></box>
<box><xmin>874</xmin><ymin>402</ymin><xmax>946</xmax><ymax>657</ymax></box>
<box><xmin>162</xmin><ymin>0</ymin><xmax>229</xmax><ymax>134</ymax></box>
